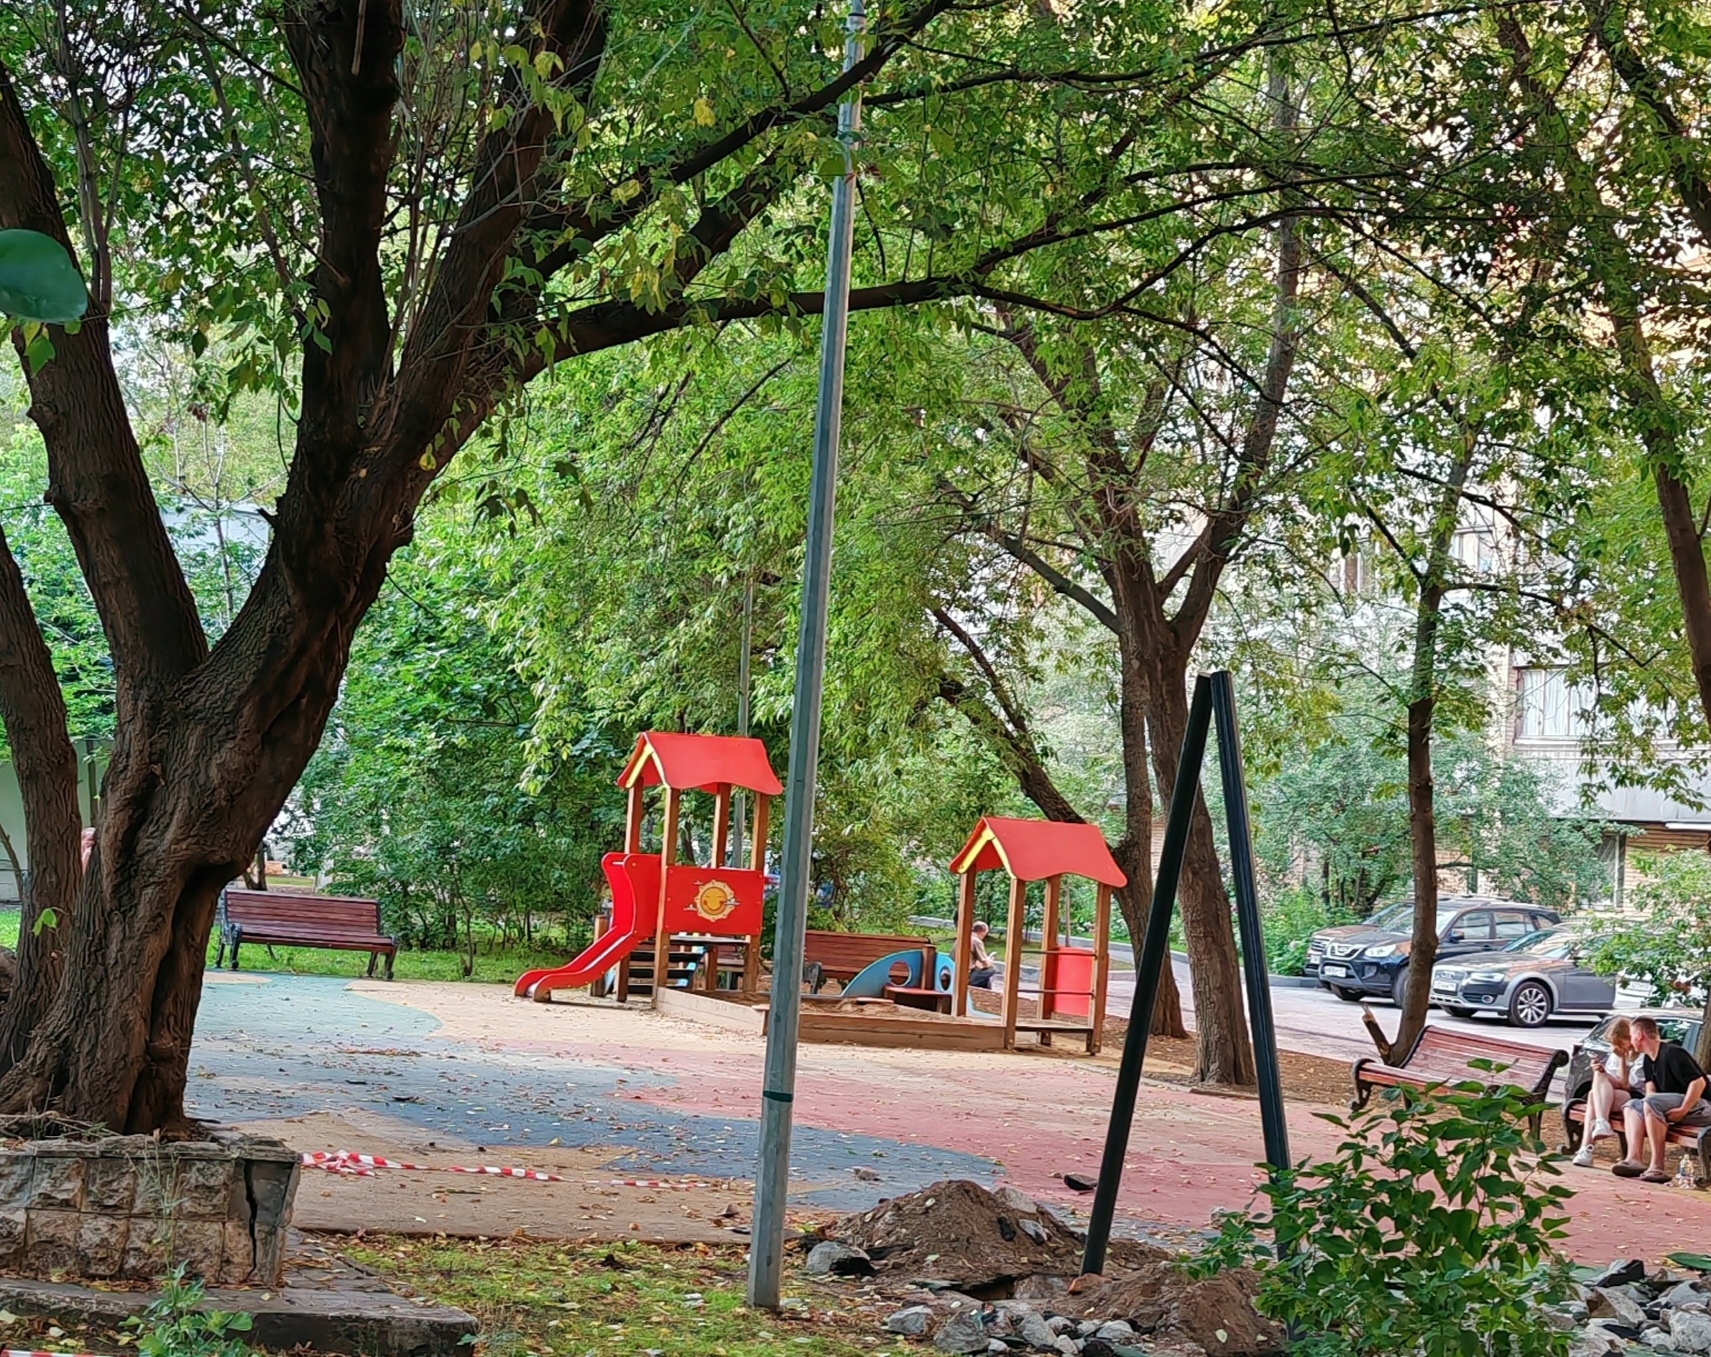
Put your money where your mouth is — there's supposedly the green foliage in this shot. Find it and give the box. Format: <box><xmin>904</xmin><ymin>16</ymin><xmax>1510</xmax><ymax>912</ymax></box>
<box><xmin>1255</xmin><ymin>699</ymin><xmax>1611</xmax><ymax>917</ymax></box>
<box><xmin>1261</xmin><ymin>887</ymin><xmax>1339</xmax><ymax>975</ymax></box>
<box><xmin>0</xmin><ymin>229</ymin><xmax>87</xmax><ymax>323</ymax></box>
<box><xmin>292</xmin><ymin>511</ymin><xmax>624</xmax><ymax>969</ymax></box>
<box><xmin>123</xmin><ymin>1267</ymin><xmax>253</xmax><ymax>1357</ymax></box>
<box><xmin>1200</xmin><ymin>1083</ymin><xmax>1574</xmax><ymax>1357</ymax></box>
<box><xmin>1589</xmin><ymin>853</ymin><xmax>1711</xmax><ymax>1009</ymax></box>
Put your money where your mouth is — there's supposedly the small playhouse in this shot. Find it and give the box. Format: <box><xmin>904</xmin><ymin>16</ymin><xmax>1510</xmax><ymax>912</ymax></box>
<box><xmin>949</xmin><ymin>815</ymin><xmax>1124</xmax><ymax>1054</ymax></box>
<box><xmin>514</xmin><ymin>731</ymin><xmax>781</xmax><ymax>1003</ymax></box>
<box><xmin>515</xmin><ymin>731</ymin><xmax>1125</xmax><ymax>1056</ymax></box>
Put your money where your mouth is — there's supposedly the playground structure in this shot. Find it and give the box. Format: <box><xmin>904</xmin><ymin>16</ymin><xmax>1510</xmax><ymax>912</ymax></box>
<box><xmin>515</xmin><ymin>732</ymin><xmax>1121</xmax><ymax>1056</ymax></box>
<box><xmin>513</xmin><ymin>732</ymin><xmax>780</xmax><ymax>1003</ymax></box>
<box><xmin>950</xmin><ymin>815</ymin><xmax>1121</xmax><ymax>1054</ymax></box>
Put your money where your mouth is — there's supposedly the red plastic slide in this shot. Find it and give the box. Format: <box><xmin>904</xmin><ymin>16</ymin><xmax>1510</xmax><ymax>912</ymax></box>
<box><xmin>513</xmin><ymin>852</ymin><xmax>660</xmax><ymax>1001</ymax></box>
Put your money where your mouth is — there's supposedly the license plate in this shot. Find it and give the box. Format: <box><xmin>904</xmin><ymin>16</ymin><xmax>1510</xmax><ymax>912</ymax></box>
<box><xmin>1322</xmin><ymin>964</ymin><xmax>1350</xmax><ymax>978</ymax></box>
<box><xmin>1432</xmin><ymin>981</ymin><xmax>1455</xmax><ymax>993</ymax></box>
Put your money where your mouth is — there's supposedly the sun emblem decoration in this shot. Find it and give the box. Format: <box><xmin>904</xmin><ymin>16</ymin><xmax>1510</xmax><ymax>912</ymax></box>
<box><xmin>693</xmin><ymin>880</ymin><xmax>739</xmax><ymax>923</ymax></box>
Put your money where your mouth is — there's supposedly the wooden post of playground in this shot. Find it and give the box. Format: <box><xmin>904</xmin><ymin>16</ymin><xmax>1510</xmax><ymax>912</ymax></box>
<box><xmin>1001</xmin><ymin>874</ymin><xmax>1026</xmax><ymax>1049</ymax></box>
<box><xmin>711</xmin><ymin>784</ymin><xmax>732</xmax><ymax>867</ymax></box>
<box><xmin>952</xmin><ymin>869</ymin><xmax>976</xmax><ymax>1018</ymax></box>
<box><xmin>1040</xmin><ymin>874</ymin><xmax>1063</xmax><ymax>1030</ymax></box>
<box><xmin>654</xmin><ymin>787</ymin><xmax>681</xmax><ymax>1006</ymax></box>
<box><xmin>624</xmin><ymin>781</ymin><xmax>644</xmax><ymax>853</ymax></box>
<box><xmin>744</xmin><ymin>793</ymin><xmax>770</xmax><ymax>994</ymax></box>
<box><xmin>1091</xmin><ymin>883</ymin><xmax>1111</xmax><ymax>1055</ymax></box>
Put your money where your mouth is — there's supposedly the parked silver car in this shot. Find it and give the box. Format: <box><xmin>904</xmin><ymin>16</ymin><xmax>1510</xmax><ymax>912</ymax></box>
<box><xmin>1429</xmin><ymin>927</ymin><xmax>1615</xmax><ymax>1028</ymax></box>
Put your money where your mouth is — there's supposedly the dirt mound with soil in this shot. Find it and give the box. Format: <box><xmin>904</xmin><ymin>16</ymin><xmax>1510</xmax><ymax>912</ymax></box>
<box><xmin>1071</xmin><ymin>1260</ymin><xmax>1283</xmax><ymax>1356</ymax></box>
<box><xmin>829</xmin><ymin>1180</ymin><xmax>1163</xmax><ymax>1289</ymax></box>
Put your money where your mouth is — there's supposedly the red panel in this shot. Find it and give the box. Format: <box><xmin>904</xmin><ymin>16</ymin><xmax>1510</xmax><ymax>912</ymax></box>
<box><xmin>660</xmin><ymin>865</ymin><xmax>766</xmax><ymax>936</ymax></box>
<box><xmin>949</xmin><ymin>816</ymin><xmax>1126</xmax><ymax>886</ymax></box>
<box><xmin>620</xmin><ymin>732</ymin><xmax>783</xmax><ymax>795</ymax></box>
<box><xmin>1044</xmin><ymin>947</ymin><xmax>1097</xmax><ymax>1018</ymax></box>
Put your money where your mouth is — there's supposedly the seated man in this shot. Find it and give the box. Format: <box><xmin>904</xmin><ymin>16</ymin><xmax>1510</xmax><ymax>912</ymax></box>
<box><xmin>969</xmin><ymin>920</ymin><xmax>1000</xmax><ymax>990</ymax></box>
<box><xmin>1613</xmin><ymin>1015</ymin><xmax>1711</xmax><ymax>1183</ymax></box>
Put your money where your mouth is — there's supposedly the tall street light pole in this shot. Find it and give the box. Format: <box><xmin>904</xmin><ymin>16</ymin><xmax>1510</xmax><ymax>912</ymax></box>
<box><xmin>746</xmin><ymin>0</ymin><xmax>867</xmax><ymax>1310</ymax></box>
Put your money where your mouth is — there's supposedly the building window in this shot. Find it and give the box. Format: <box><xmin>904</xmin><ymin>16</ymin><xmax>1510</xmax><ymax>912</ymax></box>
<box><xmin>1516</xmin><ymin>667</ymin><xmax>1585</xmax><ymax>740</ymax></box>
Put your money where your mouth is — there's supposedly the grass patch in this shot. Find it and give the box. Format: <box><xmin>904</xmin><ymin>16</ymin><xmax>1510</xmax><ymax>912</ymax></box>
<box><xmin>207</xmin><ymin>939</ymin><xmax>573</xmax><ymax>984</ymax></box>
<box><xmin>344</xmin><ymin>1236</ymin><xmax>883</xmax><ymax>1357</ymax></box>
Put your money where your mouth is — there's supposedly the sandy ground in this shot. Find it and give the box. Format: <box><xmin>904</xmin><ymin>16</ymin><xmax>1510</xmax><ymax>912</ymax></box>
<box><xmin>234</xmin><ymin>1107</ymin><xmax>757</xmax><ymax>1244</ymax></box>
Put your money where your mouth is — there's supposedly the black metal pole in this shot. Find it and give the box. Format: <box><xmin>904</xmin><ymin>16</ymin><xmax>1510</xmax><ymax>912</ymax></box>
<box><xmin>1081</xmin><ymin>674</ymin><xmax>1214</xmax><ymax>1277</ymax></box>
<box><xmin>1210</xmin><ymin>670</ymin><xmax>1291</xmax><ymax>1179</ymax></box>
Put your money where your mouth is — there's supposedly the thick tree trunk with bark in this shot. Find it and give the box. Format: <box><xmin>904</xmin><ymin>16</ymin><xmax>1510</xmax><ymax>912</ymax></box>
<box><xmin>0</xmin><ymin>525</ymin><xmax>81</xmax><ymax>1065</ymax></box>
<box><xmin>1112</xmin><ymin>624</ymin><xmax>1184</xmax><ymax>1037</ymax></box>
<box><xmin>1145</xmin><ymin>646</ymin><xmax>1254</xmax><ymax>1084</ymax></box>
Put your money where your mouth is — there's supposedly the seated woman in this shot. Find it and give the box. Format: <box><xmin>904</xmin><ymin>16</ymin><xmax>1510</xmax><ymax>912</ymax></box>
<box><xmin>1573</xmin><ymin>1016</ymin><xmax>1636</xmax><ymax>1167</ymax></box>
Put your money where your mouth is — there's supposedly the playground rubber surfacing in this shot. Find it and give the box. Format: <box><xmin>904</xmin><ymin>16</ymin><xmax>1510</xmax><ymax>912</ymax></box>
<box><xmin>187</xmin><ymin>972</ymin><xmax>1711</xmax><ymax>1263</ymax></box>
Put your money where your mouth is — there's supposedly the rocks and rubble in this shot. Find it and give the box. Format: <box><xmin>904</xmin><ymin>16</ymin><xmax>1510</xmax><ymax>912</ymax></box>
<box><xmin>1556</xmin><ymin>1263</ymin><xmax>1711</xmax><ymax>1357</ymax></box>
<box><xmin>818</xmin><ymin>1180</ymin><xmax>1280</xmax><ymax>1356</ymax></box>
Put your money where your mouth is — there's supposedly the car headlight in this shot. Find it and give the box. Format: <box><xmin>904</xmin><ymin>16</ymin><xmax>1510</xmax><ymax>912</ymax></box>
<box><xmin>1364</xmin><ymin>944</ymin><xmax>1399</xmax><ymax>959</ymax></box>
<box><xmin>1468</xmin><ymin>971</ymin><xmax>1506</xmax><ymax>983</ymax></box>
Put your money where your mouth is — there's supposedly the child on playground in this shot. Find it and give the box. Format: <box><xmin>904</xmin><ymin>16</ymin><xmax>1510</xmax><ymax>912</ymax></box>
<box><xmin>1573</xmin><ymin>1016</ymin><xmax>1635</xmax><ymax>1167</ymax></box>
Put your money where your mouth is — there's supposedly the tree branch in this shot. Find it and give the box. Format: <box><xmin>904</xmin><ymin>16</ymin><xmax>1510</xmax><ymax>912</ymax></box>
<box><xmin>0</xmin><ymin>59</ymin><xmax>206</xmax><ymax>693</ymax></box>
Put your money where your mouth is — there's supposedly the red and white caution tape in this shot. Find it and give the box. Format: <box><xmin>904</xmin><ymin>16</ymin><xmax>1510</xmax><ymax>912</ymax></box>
<box><xmin>300</xmin><ymin>1151</ymin><xmax>723</xmax><ymax>1189</ymax></box>
<box><xmin>301</xmin><ymin>1150</ymin><xmax>563</xmax><ymax>1182</ymax></box>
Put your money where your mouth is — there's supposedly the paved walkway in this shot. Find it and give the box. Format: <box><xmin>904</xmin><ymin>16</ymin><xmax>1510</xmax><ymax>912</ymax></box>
<box><xmin>187</xmin><ymin>973</ymin><xmax>1711</xmax><ymax>1263</ymax></box>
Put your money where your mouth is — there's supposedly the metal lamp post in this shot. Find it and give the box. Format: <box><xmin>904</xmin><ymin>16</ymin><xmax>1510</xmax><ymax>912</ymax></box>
<box><xmin>746</xmin><ymin>0</ymin><xmax>867</xmax><ymax>1310</ymax></box>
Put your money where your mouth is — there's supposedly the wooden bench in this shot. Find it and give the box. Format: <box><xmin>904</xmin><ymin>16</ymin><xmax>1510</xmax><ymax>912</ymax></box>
<box><xmin>216</xmin><ymin>888</ymin><xmax>397</xmax><ymax>979</ymax></box>
<box><xmin>802</xmin><ymin>930</ymin><xmax>933</xmax><ymax>992</ymax></box>
<box><xmin>1563</xmin><ymin>1096</ymin><xmax>1711</xmax><ymax>1180</ymax></box>
<box><xmin>1351</xmin><ymin>1025</ymin><xmax>1567</xmax><ymax>1137</ymax></box>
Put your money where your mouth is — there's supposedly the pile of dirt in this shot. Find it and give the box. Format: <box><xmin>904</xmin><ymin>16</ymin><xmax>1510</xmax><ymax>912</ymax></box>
<box><xmin>1071</xmin><ymin>1259</ymin><xmax>1283</xmax><ymax>1357</ymax></box>
<box><xmin>828</xmin><ymin>1180</ymin><xmax>1162</xmax><ymax>1290</ymax></box>
<box><xmin>830</xmin><ymin>1180</ymin><xmax>1082</xmax><ymax>1286</ymax></box>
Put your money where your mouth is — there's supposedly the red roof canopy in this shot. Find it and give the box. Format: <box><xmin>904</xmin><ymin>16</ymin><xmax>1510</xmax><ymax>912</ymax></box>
<box><xmin>950</xmin><ymin>816</ymin><xmax>1126</xmax><ymax>887</ymax></box>
<box><xmin>619</xmin><ymin>732</ymin><xmax>783</xmax><ymax>796</ymax></box>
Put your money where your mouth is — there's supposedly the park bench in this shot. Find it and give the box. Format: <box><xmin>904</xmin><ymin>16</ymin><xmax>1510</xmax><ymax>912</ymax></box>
<box><xmin>1350</xmin><ymin>1025</ymin><xmax>1567</xmax><ymax>1137</ymax></box>
<box><xmin>802</xmin><ymin>929</ymin><xmax>934</xmax><ymax>992</ymax></box>
<box><xmin>216</xmin><ymin>888</ymin><xmax>397</xmax><ymax>979</ymax></box>
<box><xmin>1563</xmin><ymin>1097</ymin><xmax>1711</xmax><ymax>1181</ymax></box>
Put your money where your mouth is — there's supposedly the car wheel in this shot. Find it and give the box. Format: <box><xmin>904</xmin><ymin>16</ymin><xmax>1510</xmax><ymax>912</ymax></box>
<box><xmin>1331</xmin><ymin>986</ymin><xmax>1363</xmax><ymax>1002</ymax></box>
<box><xmin>1444</xmin><ymin>1005</ymin><xmax>1475</xmax><ymax>1019</ymax></box>
<box><xmin>1508</xmin><ymin>980</ymin><xmax>1553</xmax><ymax>1028</ymax></box>
<box><xmin>1390</xmin><ymin>972</ymin><xmax>1409</xmax><ymax>1008</ymax></box>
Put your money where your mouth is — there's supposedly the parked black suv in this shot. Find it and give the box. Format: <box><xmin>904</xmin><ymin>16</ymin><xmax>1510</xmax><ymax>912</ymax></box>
<box><xmin>1312</xmin><ymin>896</ymin><xmax>1562</xmax><ymax>1006</ymax></box>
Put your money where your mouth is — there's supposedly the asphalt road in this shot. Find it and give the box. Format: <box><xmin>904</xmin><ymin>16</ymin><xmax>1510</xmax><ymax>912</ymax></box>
<box><xmin>1103</xmin><ymin>959</ymin><xmax>1617</xmax><ymax>1067</ymax></box>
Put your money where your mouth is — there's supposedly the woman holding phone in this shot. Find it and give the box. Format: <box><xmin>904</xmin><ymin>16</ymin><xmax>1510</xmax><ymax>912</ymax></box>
<box><xmin>1573</xmin><ymin>1016</ymin><xmax>1636</xmax><ymax>1167</ymax></box>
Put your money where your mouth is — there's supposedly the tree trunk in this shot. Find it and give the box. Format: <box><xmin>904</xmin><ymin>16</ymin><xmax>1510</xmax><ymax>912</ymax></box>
<box><xmin>1389</xmin><ymin>450</ymin><xmax>1473</xmax><ymax>1062</ymax></box>
<box><xmin>1147</xmin><ymin>652</ymin><xmax>1255</xmax><ymax>1085</ymax></box>
<box><xmin>0</xmin><ymin>525</ymin><xmax>82</xmax><ymax>1067</ymax></box>
<box><xmin>1113</xmin><ymin>614</ymin><xmax>1183</xmax><ymax>1036</ymax></box>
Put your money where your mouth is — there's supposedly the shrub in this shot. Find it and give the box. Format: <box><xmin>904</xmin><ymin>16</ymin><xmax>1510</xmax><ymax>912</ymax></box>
<box><xmin>1261</xmin><ymin>886</ymin><xmax>1339</xmax><ymax>975</ymax></box>
<box><xmin>1197</xmin><ymin>1078</ymin><xmax>1574</xmax><ymax>1357</ymax></box>
<box><xmin>125</xmin><ymin>1267</ymin><xmax>254</xmax><ymax>1357</ymax></box>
